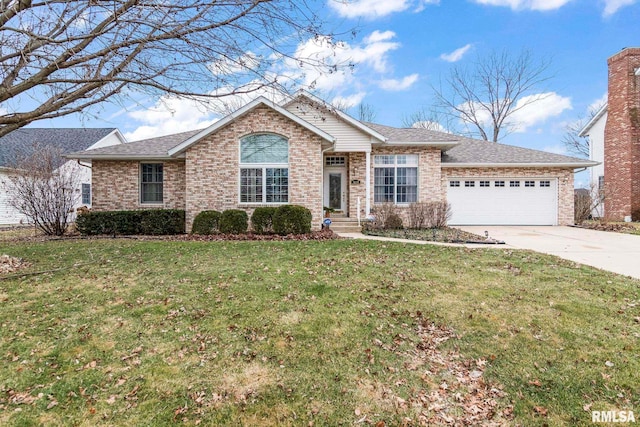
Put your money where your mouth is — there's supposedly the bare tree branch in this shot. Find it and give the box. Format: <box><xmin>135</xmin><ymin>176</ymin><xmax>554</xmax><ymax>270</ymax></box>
<box><xmin>0</xmin><ymin>0</ymin><xmax>347</xmax><ymax>137</ymax></box>
<box><xmin>562</xmin><ymin>102</ymin><xmax>606</xmax><ymax>158</ymax></box>
<box><xmin>432</xmin><ymin>50</ymin><xmax>552</xmax><ymax>142</ymax></box>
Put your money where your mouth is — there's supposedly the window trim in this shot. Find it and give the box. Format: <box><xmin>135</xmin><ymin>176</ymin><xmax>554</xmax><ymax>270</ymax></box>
<box><xmin>81</xmin><ymin>183</ymin><xmax>91</xmax><ymax>205</ymax></box>
<box><xmin>139</xmin><ymin>163</ymin><xmax>164</xmax><ymax>205</ymax></box>
<box><xmin>238</xmin><ymin>133</ymin><xmax>289</xmax><ymax>205</ymax></box>
<box><xmin>373</xmin><ymin>154</ymin><xmax>419</xmax><ymax>205</ymax></box>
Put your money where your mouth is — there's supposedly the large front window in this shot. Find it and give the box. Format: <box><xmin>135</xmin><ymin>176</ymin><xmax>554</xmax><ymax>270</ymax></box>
<box><xmin>140</xmin><ymin>163</ymin><xmax>163</xmax><ymax>204</ymax></box>
<box><xmin>240</xmin><ymin>134</ymin><xmax>288</xmax><ymax>203</ymax></box>
<box><xmin>374</xmin><ymin>154</ymin><xmax>418</xmax><ymax>204</ymax></box>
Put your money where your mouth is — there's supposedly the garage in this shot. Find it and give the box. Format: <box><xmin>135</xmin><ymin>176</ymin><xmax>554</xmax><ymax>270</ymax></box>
<box><xmin>447</xmin><ymin>178</ymin><xmax>558</xmax><ymax>225</ymax></box>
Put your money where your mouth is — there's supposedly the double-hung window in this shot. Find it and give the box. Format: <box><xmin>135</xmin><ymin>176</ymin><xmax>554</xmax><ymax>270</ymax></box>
<box><xmin>140</xmin><ymin>163</ymin><xmax>163</xmax><ymax>204</ymax></box>
<box><xmin>240</xmin><ymin>134</ymin><xmax>289</xmax><ymax>203</ymax></box>
<box><xmin>81</xmin><ymin>183</ymin><xmax>91</xmax><ymax>205</ymax></box>
<box><xmin>374</xmin><ymin>154</ymin><xmax>418</xmax><ymax>204</ymax></box>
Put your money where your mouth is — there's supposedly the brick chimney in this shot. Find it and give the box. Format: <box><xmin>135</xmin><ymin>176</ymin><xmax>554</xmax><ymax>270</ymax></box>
<box><xmin>604</xmin><ymin>47</ymin><xmax>640</xmax><ymax>220</ymax></box>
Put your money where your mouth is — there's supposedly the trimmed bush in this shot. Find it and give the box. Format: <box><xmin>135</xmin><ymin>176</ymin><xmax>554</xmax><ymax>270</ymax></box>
<box><xmin>191</xmin><ymin>210</ymin><xmax>222</xmax><ymax>235</ymax></box>
<box><xmin>385</xmin><ymin>213</ymin><xmax>404</xmax><ymax>229</ymax></box>
<box><xmin>251</xmin><ymin>206</ymin><xmax>277</xmax><ymax>234</ymax></box>
<box><xmin>273</xmin><ymin>205</ymin><xmax>312</xmax><ymax>235</ymax></box>
<box><xmin>76</xmin><ymin>209</ymin><xmax>185</xmax><ymax>236</ymax></box>
<box><xmin>219</xmin><ymin>209</ymin><xmax>248</xmax><ymax>234</ymax></box>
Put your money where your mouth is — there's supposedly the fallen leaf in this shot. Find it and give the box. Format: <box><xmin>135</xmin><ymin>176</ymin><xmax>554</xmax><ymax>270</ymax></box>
<box><xmin>533</xmin><ymin>406</ymin><xmax>548</xmax><ymax>416</ymax></box>
<box><xmin>528</xmin><ymin>379</ymin><xmax>542</xmax><ymax>387</ymax></box>
<box><xmin>583</xmin><ymin>403</ymin><xmax>592</xmax><ymax>412</ymax></box>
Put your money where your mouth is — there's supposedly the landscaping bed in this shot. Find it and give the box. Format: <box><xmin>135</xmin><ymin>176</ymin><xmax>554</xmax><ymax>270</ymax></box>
<box><xmin>363</xmin><ymin>226</ymin><xmax>497</xmax><ymax>243</ymax></box>
<box><xmin>576</xmin><ymin>220</ymin><xmax>640</xmax><ymax>235</ymax></box>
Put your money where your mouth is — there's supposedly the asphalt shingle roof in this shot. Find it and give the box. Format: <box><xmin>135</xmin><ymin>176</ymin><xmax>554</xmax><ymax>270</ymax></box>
<box><xmin>364</xmin><ymin>122</ymin><xmax>461</xmax><ymax>143</ymax></box>
<box><xmin>68</xmin><ymin>129</ymin><xmax>201</xmax><ymax>159</ymax></box>
<box><xmin>441</xmin><ymin>136</ymin><xmax>595</xmax><ymax>165</ymax></box>
<box><xmin>0</xmin><ymin>128</ymin><xmax>116</xmax><ymax>168</ymax></box>
<box><xmin>64</xmin><ymin>118</ymin><xmax>596</xmax><ymax>167</ymax></box>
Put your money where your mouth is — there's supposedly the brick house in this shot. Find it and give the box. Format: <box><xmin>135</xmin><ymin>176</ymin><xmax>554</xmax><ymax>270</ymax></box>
<box><xmin>67</xmin><ymin>92</ymin><xmax>595</xmax><ymax>231</ymax></box>
<box><xmin>580</xmin><ymin>47</ymin><xmax>640</xmax><ymax>221</ymax></box>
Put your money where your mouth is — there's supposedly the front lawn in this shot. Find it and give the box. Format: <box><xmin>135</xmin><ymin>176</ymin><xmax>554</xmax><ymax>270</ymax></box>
<box><xmin>0</xmin><ymin>239</ymin><xmax>638</xmax><ymax>426</ymax></box>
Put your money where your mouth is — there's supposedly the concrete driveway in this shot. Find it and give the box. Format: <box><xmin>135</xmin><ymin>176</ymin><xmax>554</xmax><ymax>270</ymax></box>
<box><xmin>456</xmin><ymin>226</ymin><xmax>640</xmax><ymax>280</ymax></box>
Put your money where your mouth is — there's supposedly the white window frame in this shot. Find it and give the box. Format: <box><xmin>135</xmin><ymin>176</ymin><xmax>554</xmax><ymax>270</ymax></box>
<box><xmin>81</xmin><ymin>183</ymin><xmax>91</xmax><ymax>205</ymax></box>
<box><xmin>140</xmin><ymin>163</ymin><xmax>163</xmax><ymax>205</ymax></box>
<box><xmin>239</xmin><ymin>133</ymin><xmax>289</xmax><ymax>205</ymax></box>
<box><xmin>373</xmin><ymin>154</ymin><xmax>419</xmax><ymax>204</ymax></box>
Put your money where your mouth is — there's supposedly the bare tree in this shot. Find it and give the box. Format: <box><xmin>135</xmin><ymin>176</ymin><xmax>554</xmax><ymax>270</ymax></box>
<box><xmin>562</xmin><ymin>102</ymin><xmax>606</xmax><ymax>158</ymax></box>
<box><xmin>401</xmin><ymin>107</ymin><xmax>453</xmax><ymax>131</ymax></box>
<box><xmin>432</xmin><ymin>50</ymin><xmax>551</xmax><ymax>142</ymax></box>
<box><xmin>355</xmin><ymin>103</ymin><xmax>377</xmax><ymax>122</ymax></box>
<box><xmin>2</xmin><ymin>143</ymin><xmax>79</xmax><ymax>235</ymax></box>
<box><xmin>0</xmin><ymin>0</ymin><xmax>344</xmax><ymax>137</ymax></box>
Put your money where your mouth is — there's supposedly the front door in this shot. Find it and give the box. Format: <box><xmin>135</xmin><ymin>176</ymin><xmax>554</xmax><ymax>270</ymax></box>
<box><xmin>324</xmin><ymin>169</ymin><xmax>346</xmax><ymax>212</ymax></box>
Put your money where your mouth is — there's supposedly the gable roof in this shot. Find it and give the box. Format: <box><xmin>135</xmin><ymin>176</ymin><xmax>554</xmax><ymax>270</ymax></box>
<box><xmin>283</xmin><ymin>90</ymin><xmax>387</xmax><ymax>143</ymax></box>
<box><xmin>167</xmin><ymin>96</ymin><xmax>335</xmax><ymax>156</ymax></box>
<box><xmin>0</xmin><ymin>128</ymin><xmax>120</xmax><ymax>168</ymax></box>
<box><xmin>442</xmin><ymin>136</ymin><xmax>598</xmax><ymax>167</ymax></box>
<box><xmin>68</xmin><ymin>129</ymin><xmax>202</xmax><ymax>160</ymax></box>
<box><xmin>364</xmin><ymin>122</ymin><xmax>460</xmax><ymax>150</ymax></box>
<box><xmin>578</xmin><ymin>104</ymin><xmax>608</xmax><ymax>137</ymax></box>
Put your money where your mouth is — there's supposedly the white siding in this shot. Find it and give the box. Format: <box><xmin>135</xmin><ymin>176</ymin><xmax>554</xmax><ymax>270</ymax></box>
<box><xmin>0</xmin><ymin>171</ymin><xmax>29</xmax><ymax>225</ymax></box>
<box><xmin>587</xmin><ymin>111</ymin><xmax>606</xmax><ymax>217</ymax></box>
<box><xmin>285</xmin><ymin>101</ymin><xmax>373</xmax><ymax>152</ymax></box>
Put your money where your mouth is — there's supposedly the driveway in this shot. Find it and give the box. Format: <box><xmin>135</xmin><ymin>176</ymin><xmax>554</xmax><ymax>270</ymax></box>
<box><xmin>455</xmin><ymin>226</ymin><xmax>640</xmax><ymax>280</ymax></box>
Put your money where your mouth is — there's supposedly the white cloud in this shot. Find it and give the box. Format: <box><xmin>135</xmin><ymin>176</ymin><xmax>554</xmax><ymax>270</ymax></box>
<box><xmin>603</xmin><ymin>0</ymin><xmax>637</xmax><ymax>16</ymax></box>
<box><xmin>281</xmin><ymin>30</ymin><xmax>402</xmax><ymax>93</ymax></box>
<box><xmin>456</xmin><ymin>92</ymin><xmax>571</xmax><ymax>133</ymax></box>
<box><xmin>440</xmin><ymin>44</ymin><xmax>473</xmax><ymax>62</ymax></box>
<box><xmin>124</xmin><ymin>96</ymin><xmax>219</xmax><ymax>141</ymax></box>
<box><xmin>379</xmin><ymin>74</ymin><xmax>419</xmax><ymax>91</ymax></box>
<box><xmin>472</xmin><ymin>0</ymin><xmax>571</xmax><ymax>11</ymax></box>
<box><xmin>542</xmin><ymin>144</ymin><xmax>569</xmax><ymax>155</ymax></box>
<box><xmin>328</xmin><ymin>0</ymin><xmax>437</xmax><ymax>19</ymax></box>
<box><xmin>332</xmin><ymin>92</ymin><xmax>367</xmax><ymax>108</ymax></box>
<box><xmin>510</xmin><ymin>92</ymin><xmax>572</xmax><ymax>132</ymax></box>
<box><xmin>328</xmin><ymin>0</ymin><xmax>410</xmax><ymax>19</ymax></box>
<box><xmin>588</xmin><ymin>92</ymin><xmax>608</xmax><ymax>113</ymax></box>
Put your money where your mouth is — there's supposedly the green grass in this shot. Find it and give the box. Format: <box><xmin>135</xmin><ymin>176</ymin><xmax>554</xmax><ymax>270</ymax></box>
<box><xmin>0</xmin><ymin>239</ymin><xmax>638</xmax><ymax>426</ymax></box>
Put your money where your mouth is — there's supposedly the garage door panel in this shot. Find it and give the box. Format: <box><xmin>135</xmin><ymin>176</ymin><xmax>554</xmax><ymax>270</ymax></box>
<box><xmin>447</xmin><ymin>178</ymin><xmax>557</xmax><ymax>225</ymax></box>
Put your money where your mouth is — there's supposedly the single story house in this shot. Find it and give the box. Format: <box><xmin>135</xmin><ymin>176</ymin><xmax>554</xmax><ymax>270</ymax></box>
<box><xmin>0</xmin><ymin>128</ymin><xmax>126</xmax><ymax>225</ymax></box>
<box><xmin>67</xmin><ymin>91</ymin><xmax>596</xmax><ymax>231</ymax></box>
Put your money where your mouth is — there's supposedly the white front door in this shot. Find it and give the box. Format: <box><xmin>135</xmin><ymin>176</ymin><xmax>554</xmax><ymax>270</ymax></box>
<box><xmin>324</xmin><ymin>168</ymin><xmax>347</xmax><ymax>212</ymax></box>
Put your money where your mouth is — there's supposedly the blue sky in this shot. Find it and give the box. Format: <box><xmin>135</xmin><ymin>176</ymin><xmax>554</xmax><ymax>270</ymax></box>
<box><xmin>31</xmin><ymin>0</ymin><xmax>639</xmax><ymax>185</ymax></box>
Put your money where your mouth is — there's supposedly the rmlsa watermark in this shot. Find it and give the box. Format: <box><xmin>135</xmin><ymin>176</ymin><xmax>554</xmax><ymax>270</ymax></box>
<box><xmin>592</xmin><ymin>410</ymin><xmax>636</xmax><ymax>423</ymax></box>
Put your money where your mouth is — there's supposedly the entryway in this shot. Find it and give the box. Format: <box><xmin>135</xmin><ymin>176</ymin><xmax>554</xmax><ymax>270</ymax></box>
<box><xmin>323</xmin><ymin>156</ymin><xmax>347</xmax><ymax>214</ymax></box>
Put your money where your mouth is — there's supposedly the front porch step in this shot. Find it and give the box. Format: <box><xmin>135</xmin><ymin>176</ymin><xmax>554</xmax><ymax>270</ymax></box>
<box><xmin>325</xmin><ymin>217</ymin><xmax>362</xmax><ymax>234</ymax></box>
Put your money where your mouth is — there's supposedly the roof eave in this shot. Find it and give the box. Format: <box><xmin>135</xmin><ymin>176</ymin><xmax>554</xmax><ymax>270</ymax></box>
<box><xmin>64</xmin><ymin>153</ymin><xmax>182</xmax><ymax>161</ymax></box>
<box><xmin>167</xmin><ymin>96</ymin><xmax>335</xmax><ymax>156</ymax></box>
<box><xmin>578</xmin><ymin>104</ymin><xmax>608</xmax><ymax>137</ymax></box>
<box><xmin>441</xmin><ymin>161</ymin><xmax>600</xmax><ymax>168</ymax></box>
<box><xmin>378</xmin><ymin>141</ymin><xmax>459</xmax><ymax>151</ymax></box>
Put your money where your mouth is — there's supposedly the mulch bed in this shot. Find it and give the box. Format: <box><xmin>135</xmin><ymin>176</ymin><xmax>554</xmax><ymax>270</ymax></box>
<box><xmin>575</xmin><ymin>222</ymin><xmax>637</xmax><ymax>233</ymax></box>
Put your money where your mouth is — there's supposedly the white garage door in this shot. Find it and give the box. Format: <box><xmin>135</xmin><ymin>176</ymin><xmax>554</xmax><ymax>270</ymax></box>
<box><xmin>447</xmin><ymin>178</ymin><xmax>558</xmax><ymax>225</ymax></box>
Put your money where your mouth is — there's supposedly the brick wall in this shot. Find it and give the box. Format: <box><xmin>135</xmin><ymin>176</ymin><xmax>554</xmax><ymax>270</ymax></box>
<box><xmin>441</xmin><ymin>167</ymin><xmax>575</xmax><ymax>225</ymax></box>
<box><xmin>604</xmin><ymin>47</ymin><xmax>640</xmax><ymax>220</ymax></box>
<box><xmin>92</xmin><ymin>160</ymin><xmax>186</xmax><ymax>211</ymax></box>
<box><xmin>184</xmin><ymin>105</ymin><xmax>324</xmax><ymax>231</ymax></box>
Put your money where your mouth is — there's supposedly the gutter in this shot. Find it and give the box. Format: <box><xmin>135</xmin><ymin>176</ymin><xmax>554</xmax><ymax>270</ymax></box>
<box><xmin>441</xmin><ymin>162</ymin><xmax>599</xmax><ymax>168</ymax></box>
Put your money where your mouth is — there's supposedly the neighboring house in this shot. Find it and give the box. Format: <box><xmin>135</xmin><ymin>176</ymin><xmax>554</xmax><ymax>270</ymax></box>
<box><xmin>66</xmin><ymin>91</ymin><xmax>595</xmax><ymax>231</ymax></box>
<box><xmin>580</xmin><ymin>47</ymin><xmax>640</xmax><ymax>221</ymax></box>
<box><xmin>579</xmin><ymin>104</ymin><xmax>607</xmax><ymax>217</ymax></box>
<box><xmin>0</xmin><ymin>128</ymin><xmax>126</xmax><ymax>225</ymax></box>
